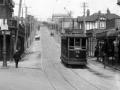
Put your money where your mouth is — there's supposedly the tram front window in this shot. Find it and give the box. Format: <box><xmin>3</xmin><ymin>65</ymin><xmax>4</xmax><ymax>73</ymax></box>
<box><xmin>69</xmin><ymin>38</ymin><xmax>74</xmax><ymax>49</ymax></box>
<box><xmin>75</xmin><ymin>38</ymin><xmax>80</xmax><ymax>46</ymax></box>
<box><xmin>82</xmin><ymin>38</ymin><xmax>86</xmax><ymax>49</ymax></box>
<box><xmin>69</xmin><ymin>38</ymin><xmax>74</xmax><ymax>46</ymax></box>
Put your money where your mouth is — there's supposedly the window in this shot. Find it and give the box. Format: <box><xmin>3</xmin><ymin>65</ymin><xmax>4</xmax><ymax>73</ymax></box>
<box><xmin>81</xmin><ymin>38</ymin><xmax>86</xmax><ymax>49</ymax></box>
<box><xmin>99</xmin><ymin>19</ymin><xmax>106</xmax><ymax>29</ymax></box>
<box><xmin>0</xmin><ymin>0</ymin><xmax>4</xmax><ymax>4</ymax></box>
<box><xmin>69</xmin><ymin>38</ymin><xmax>74</xmax><ymax>49</ymax></box>
<box><xmin>69</xmin><ymin>38</ymin><xmax>74</xmax><ymax>46</ymax></box>
<box><xmin>75</xmin><ymin>38</ymin><xmax>80</xmax><ymax>46</ymax></box>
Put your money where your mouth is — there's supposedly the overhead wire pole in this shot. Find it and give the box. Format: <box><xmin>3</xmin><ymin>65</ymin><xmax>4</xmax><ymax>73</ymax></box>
<box><xmin>15</xmin><ymin>0</ymin><xmax>23</xmax><ymax>52</ymax></box>
<box><xmin>23</xmin><ymin>6</ymin><xmax>28</xmax><ymax>50</ymax></box>
<box><xmin>82</xmin><ymin>2</ymin><xmax>87</xmax><ymax>34</ymax></box>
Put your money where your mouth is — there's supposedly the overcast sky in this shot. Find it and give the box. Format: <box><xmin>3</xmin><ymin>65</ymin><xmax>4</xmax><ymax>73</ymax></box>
<box><xmin>13</xmin><ymin>0</ymin><xmax>120</xmax><ymax>21</ymax></box>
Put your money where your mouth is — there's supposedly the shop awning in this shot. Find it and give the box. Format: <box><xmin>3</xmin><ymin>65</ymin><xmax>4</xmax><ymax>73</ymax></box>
<box><xmin>96</xmin><ymin>30</ymin><xmax>120</xmax><ymax>39</ymax></box>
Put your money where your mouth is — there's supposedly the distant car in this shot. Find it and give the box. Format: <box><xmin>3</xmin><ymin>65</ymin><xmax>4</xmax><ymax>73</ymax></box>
<box><xmin>35</xmin><ymin>35</ymin><xmax>40</xmax><ymax>40</ymax></box>
<box><xmin>50</xmin><ymin>32</ymin><xmax>54</xmax><ymax>36</ymax></box>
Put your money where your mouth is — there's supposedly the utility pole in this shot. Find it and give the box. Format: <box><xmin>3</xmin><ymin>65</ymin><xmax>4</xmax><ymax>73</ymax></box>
<box><xmin>82</xmin><ymin>2</ymin><xmax>87</xmax><ymax>34</ymax></box>
<box><xmin>2</xmin><ymin>20</ymin><xmax>7</xmax><ymax>67</ymax></box>
<box><xmin>15</xmin><ymin>0</ymin><xmax>22</xmax><ymax>52</ymax></box>
<box><xmin>2</xmin><ymin>19</ymin><xmax>8</xmax><ymax>67</ymax></box>
<box><xmin>22</xmin><ymin>7</ymin><xmax>24</xmax><ymax>18</ymax></box>
<box><xmin>24</xmin><ymin>6</ymin><xmax>28</xmax><ymax>50</ymax></box>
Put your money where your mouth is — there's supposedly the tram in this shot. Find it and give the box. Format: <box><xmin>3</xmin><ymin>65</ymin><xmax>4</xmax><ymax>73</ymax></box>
<box><xmin>60</xmin><ymin>33</ymin><xmax>88</xmax><ymax>65</ymax></box>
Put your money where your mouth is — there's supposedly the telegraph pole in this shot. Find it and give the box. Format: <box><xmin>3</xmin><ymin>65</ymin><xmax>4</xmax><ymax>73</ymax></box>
<box><xmin>15</xmin><ymin>0</ymin><xmax>22</xmax><ymax>52</ymax></box>
<box><xmin>2</xmin><ymin>19</ymin><xmax>7</xmax><ymax>67</ymax></box>
<box><xmin>24</xmin><ymin>6</ymin><xmax>28</xmax><ymax>50</ymax></box>
<box><xmin>2</xmin><ymin>19</ymin><xmax>8</xmax><ymax>67</ymax></box>
<box><xmin>82</xmin><ymin>2</ymin><xmax>87</xmax><ymax>34</ymax></box>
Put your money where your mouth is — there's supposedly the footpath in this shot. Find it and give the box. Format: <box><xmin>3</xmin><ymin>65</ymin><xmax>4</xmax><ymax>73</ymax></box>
<box><xmin>88</xmin><ymin>57</ymin><xmax>120</xmax><ymax>71</ymax></box>
<box><xmin>0</xmin><ymin>33</ymin><xmax>40</xmax><ymax>68</ymax></box>
<box><xmin>0</xmin><ymin>31</ymin><xmax>54</xmax><ymax>90</ymax></box>
<box><xmin>0</xmin><ymin>41</ymin><xmax>34</xmax><ymax>68</ymax></box>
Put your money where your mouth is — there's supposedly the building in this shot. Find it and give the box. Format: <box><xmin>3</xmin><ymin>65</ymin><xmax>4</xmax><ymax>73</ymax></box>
<box><xmin>77</xmin><ymin>10</ymin><xmax>120</xmax><ymax>56</ymax></box>
<box><xmin>0</xmin><ymin>0</ymin><xmax>15</xmax><ymax>61</ymax></box>
<box><xmin>52</xmin><ymin>14</ymin><xmax>72</xmax><ymax>33</ymax></box>
<box><xmin>0</xmin><ymin>0</ymin><xmax>14</xmax><ymax>19</ymax></box>
<box><xmin>117</xmin><ymin>0</ymin><xmax>120</xmax><ymax>5</ymax></box>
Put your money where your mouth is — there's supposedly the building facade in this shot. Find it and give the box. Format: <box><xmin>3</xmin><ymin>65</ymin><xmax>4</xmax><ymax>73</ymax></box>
<box><xmin>77</xmin><ymin>11</ymin><xmax>120</xmax><ymax>56</ymax></box>
<box><xmin>0</xmin><ymin>0</ymin><xmax>15</xmax><ymax>61</ymax></box>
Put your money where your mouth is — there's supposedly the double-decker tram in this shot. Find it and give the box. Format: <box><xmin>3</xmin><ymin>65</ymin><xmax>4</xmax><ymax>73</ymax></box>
<box><xmin>60</xmin><ymin>33</ymin><xmax>88</xmax><ymax>65</ymax></box>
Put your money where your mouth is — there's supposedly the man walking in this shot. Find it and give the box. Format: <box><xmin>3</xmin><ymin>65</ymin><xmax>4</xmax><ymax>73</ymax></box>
<box><xmin>13</xmin><ymin>50</ymin><xmax>21</xmax><ymax>68</ymax></box>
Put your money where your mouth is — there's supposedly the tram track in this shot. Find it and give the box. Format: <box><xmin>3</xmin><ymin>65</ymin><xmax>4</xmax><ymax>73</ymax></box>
<box><xmin>41</xmin><ymin>35</ymin><xmax>97</xmax><ymax>89</ymax></box>
<box><xmin>53</xmin><ymin>62</ymin><xmax>101</xmax><ymax>90</ymax></box>
<box><xmin>52</xmin><ymin>63</ymin><xmax>78</xmax><ymax>90</ymax></box>
<box><xmin>70</xmin><ymin>69</ymin><xmax>101</xmax><ymax>90</ymax></box>
<box><xmin>41</xmin><ymin>64</ymin><xmax>57</xmax><ymax>90</ymax></box>
<box><xmin>69</xmin><ymin>64</ymin><xmax>115</xmax><ymax>90</ymax></box>
<box><xmin>41</xmin><ymin>58</ymin><xmax>78</xmax><ymax>90</ymax></box>
<box><xmin>41</xmin><ymin>28</ymin><xmax>101</xmax><ymax>90</ymax></box>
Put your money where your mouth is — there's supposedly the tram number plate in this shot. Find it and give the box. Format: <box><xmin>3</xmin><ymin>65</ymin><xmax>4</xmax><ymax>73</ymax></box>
<box><xmin>76</xmin><ymin>54</ymin><xmax>79</xmax><ymax>57</ymax></box>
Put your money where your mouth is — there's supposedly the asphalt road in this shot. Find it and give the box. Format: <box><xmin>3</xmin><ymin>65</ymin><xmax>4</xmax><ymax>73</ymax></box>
<box><xmin>0</xmin><ymin>26</ymin><xmax>120</xmax><ymax>90</ymax></box>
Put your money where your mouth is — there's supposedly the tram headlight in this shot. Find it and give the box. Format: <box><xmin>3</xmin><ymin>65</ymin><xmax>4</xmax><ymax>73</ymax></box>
<box><xmin>75</xmin><ymin>50</ymin><xmax>80</xmax><ymax>57</ymax></box>
<box><xmin>75</xmin><ymin>50</ymin><xmax>80</xmax><ymax>54</ymax></box>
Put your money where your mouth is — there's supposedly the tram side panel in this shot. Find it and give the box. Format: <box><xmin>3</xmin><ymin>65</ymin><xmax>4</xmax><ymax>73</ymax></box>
<box><xmin>61</xmin><ymin>37</ymin><xmax>68</xmax><ymax>63</ymax></box>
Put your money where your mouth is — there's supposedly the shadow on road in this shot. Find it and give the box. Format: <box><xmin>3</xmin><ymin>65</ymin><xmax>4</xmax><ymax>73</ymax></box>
<box><xmin>61</xmin><ymin>61</ymin><xmax>87</xmax><ymax>69</ymax></box>
<box><xmin>87</xmin><ymin>66</ymin><xmax>113</xmax><ymax>79</ymax></box>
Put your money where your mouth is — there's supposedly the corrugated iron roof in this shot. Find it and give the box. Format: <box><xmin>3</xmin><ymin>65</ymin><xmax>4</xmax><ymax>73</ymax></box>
<box><xmin>78</xmin><ymin>13</ymin><xmax>120</xmax><ymax>22</ymax></box>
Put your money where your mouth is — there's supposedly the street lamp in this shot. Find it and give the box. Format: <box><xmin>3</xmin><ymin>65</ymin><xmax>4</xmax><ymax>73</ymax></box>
<box><xmin>2</xmin><ymin>30</ymin><xmax>7</xmax><ymax>67</ymax></box>
<box><xmin>1</xmin><ymin>19</ymin><xmax>8</xmax><ymax>67</ymax></box>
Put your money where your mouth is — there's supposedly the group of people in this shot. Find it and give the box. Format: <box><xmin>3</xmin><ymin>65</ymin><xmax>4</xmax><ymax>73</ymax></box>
<box><xmin>94</xmin><ymin>39</ymin><xmax>120</xmax><ymax>65</ymax></box>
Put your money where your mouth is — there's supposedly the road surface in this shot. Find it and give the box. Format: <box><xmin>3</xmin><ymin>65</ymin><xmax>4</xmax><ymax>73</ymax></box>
<box><xmin>0</xmin><ymin>26</ymin><xmax>120</xmax><ymax>90</ymax></box>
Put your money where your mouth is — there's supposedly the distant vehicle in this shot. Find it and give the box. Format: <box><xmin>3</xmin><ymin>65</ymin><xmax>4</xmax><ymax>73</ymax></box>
<box><xmin>60</xmin><ymin>33</ymin><xmax>88</xmax><ymax>66</ymax></box>
<box><xmin>50</xmin><ymin>32</ymin><xmax>54</xmax><ymax>36</ymax></box>
<box><xmin>35</xmin><ymin>35</ymin><xmax>40</xmax><ymax>40</ymax></box>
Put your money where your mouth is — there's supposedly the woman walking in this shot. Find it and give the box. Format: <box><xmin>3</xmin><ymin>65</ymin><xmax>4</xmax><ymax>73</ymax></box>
<box><xmin>13</xmin><ymin>50</ymin><xmax>21</xmax><ymax>68</ymax></box>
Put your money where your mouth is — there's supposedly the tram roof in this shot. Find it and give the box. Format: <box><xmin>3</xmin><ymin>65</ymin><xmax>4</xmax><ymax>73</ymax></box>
<box><xmin>61</xmin><ymin>33</ymin><xmax>87</xmax><ymax>38</ymax></box>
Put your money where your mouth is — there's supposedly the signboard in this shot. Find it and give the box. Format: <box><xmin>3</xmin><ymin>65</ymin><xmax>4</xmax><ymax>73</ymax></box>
<box><xmin>0</xmin><ymin>19</ymin><xmax>8</xmax><ymax>30</ymax></box>
<box><xmin>62</xmin><ymin>21</ymin><xmax>72</xmax><ymax>29</ymax></box>
<box><xmin>1</xmin><ymin>30</ymin><xmax>10</xmax><ymax>35</ymax></box>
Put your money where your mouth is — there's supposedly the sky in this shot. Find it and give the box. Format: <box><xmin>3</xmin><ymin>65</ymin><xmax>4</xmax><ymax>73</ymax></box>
<box><xmin>13</xmin><ymin>0</ymin><xmax>120</xmax><ymax>21</ymax></box>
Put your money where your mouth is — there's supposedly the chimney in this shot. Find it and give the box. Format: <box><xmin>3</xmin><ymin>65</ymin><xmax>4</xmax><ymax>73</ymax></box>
<box><xmin>87</xmin><ymin>9</ymin><xmax>90</xmax><ymax>16</ymax></box>
<box><xmin>107</xmin><ymin>8</ymin><xmax>111</xmax><ymax>14</ymax></box>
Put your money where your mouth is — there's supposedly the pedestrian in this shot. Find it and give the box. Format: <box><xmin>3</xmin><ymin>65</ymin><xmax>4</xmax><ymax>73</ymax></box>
<box><xmin>118</xmin><ymin>41</ymin><xmax>120</xmax><ymax>64</ymax></box>
<box><xmin>13</xmin><ymin>50</ymin><xmax>21</xmax><ymax>68</ymax></box>
<box><xmin>101</xmin><ymin>41</ymin><xmax>108</xmax><ymax>68</ymax></box>
<box><xmin>114</xmin><ymin>40</ymin><xmax>119</xmax><ymax>64</ymax></box>
<box><xmin>94</xmin><ymin>44</ymin><xmax>99</xmax><ymax>57</ymax></box>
